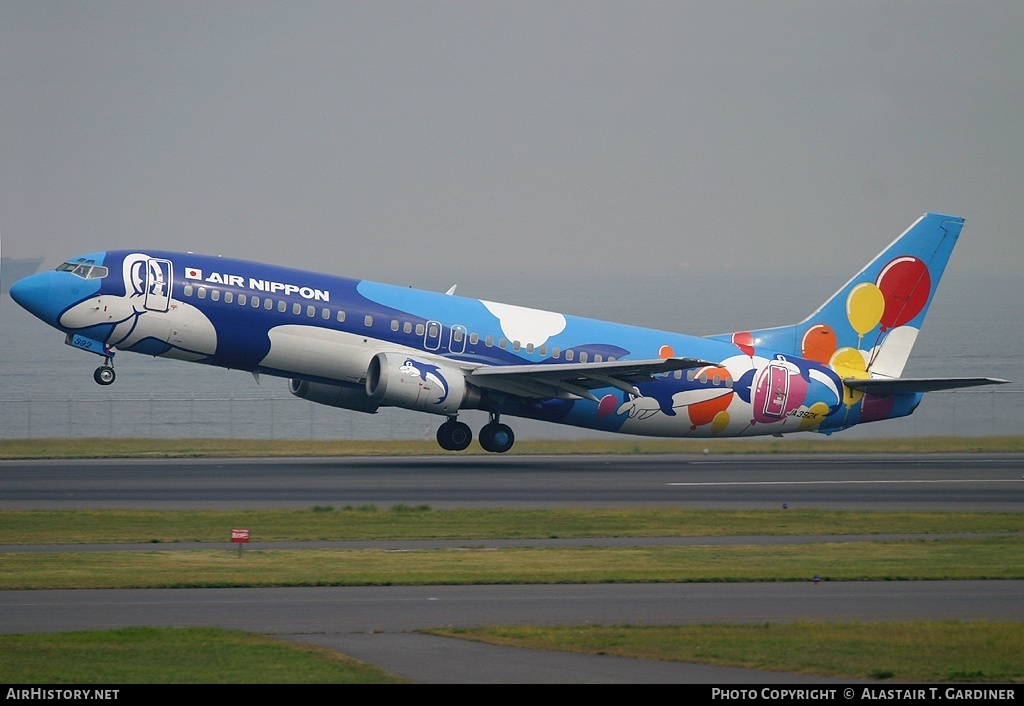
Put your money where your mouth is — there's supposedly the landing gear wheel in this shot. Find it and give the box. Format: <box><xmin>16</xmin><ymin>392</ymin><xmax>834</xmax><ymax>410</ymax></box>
<box><xmin>479</xmin><ymin>422</ymin><xmax>514</xmax><ymax>453</ymax></box>
<box><xmin>93</xmin><ymin>365</ymin><xmax>115</xmax><ymax>386</ymax></box>
<box><xmin>436</xmin><ymin>419</ymin><xmax>472</xmax><ymax>451</ymax></box>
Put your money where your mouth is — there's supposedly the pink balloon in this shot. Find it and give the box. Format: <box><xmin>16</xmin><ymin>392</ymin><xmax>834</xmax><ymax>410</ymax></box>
<box><xmin>860</xmin><ymin>394</ymin><xmax>896</xmax><ymax>423</ymax></box>
<box><xmin>752</xmin><ymin>359</ymin><xmax>808</xmax><ymax>424</ymax></box>
<box><xmin>597</xmin><ymin>394</ymin><xmax>619</xmax><ymax>419</ymax></box>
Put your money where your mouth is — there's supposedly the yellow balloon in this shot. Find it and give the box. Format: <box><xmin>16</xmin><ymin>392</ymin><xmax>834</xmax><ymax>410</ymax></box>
<box><xmin>711</xmin><ymin>410</ymin><xmax>730</xmax><ymax>436</ymax></box>
<box><xmin>830</xmin><ymin>347</ymin><xmax>868</xmax><ymax>407</ymax></box>
<box><xmin>846</xmin><ymin>282</ymin><xmax>885</xmax><ymax>336</ymax></box>
<box><xmin>798</xmin><ymin>401</ymin><xmax>831</xmax><ymax>430</ymax></box>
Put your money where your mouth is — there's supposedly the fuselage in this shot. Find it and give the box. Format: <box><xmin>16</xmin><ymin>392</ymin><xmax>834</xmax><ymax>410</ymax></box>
<box><xmin>10</xmin><ymin>248</ymin><xmax>915</xmax><ymax>440</ymax></box>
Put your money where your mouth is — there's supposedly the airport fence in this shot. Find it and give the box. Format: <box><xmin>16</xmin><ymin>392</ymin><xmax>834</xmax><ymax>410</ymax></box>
<box><xmin>1</xmin><ymin>387</ymin><xmax>1021</xmax><ymax>440</ymax></box>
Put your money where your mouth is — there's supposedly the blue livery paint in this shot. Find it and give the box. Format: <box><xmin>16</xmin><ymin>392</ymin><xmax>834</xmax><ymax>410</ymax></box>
<box><xmin>9</xmin><ymin>213</ymin><xmax>1009</xmax><ymax>452</ymax></box>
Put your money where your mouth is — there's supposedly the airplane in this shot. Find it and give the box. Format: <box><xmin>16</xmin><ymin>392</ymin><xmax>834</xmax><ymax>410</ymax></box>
<box><xmin>9</xmin><ymin>212</ymin><xmax>1009</xmax><ymax>452</ymax></box>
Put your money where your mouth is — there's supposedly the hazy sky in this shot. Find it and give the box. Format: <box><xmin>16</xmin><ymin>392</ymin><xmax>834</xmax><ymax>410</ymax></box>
<box><xmin>3</xmin><ymin>1</ymin><xmax>1023</xmax><ymax>285</ymax></box>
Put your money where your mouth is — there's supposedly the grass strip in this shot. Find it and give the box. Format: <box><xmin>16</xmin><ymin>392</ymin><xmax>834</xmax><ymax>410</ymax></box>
<box><xmin>1</xmin><ymin>537</ymin><xmax>1019</xmax><ymax>589</ymax></box>
<box><xmin>2</xmin><ymin>435</ymin><xmax>1023</xmax><ymax>458</ymax></box>
<box><xmin>427</xmin><ymin>621</ymin><xmax>1023</xmax><ymax>683</ymax></box>
<box><xmin>0</xmin><ymin>626</ymin><xmax>407</xmax><ymax>684</ymax></box>
<box><xmin>2</xmin><ymin>508</ymin><xmax>1021</xmax><ymax>545</ymax></box>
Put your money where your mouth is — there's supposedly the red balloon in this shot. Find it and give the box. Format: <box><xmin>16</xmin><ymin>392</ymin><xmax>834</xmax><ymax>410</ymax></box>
<box><xmin>732</xmin><ymin>331</ymin><xmax>755</xmax><ymax>357</ymax></box>
<box><xmin>876</xmin><ymin>256</ymin><xmax>931</xmax><ymax>330</ymax></box>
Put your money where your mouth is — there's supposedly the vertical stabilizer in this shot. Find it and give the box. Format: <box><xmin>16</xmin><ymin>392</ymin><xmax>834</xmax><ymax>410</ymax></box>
<box><xmin>711</xmin><ymin>212</ymin><xmax>964</xmax><ymax>382</ymax></box>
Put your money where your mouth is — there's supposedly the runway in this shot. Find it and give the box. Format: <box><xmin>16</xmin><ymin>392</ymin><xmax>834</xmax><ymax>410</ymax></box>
<box><xmin>2</xmin><ymin>452</ymin><xmax>1022</xmax><ymax>509</ymax></box>
<box><xmin>2</xmin><ymin>452</ymin><xmax>1022</xmax><ymax>683</ymax></box>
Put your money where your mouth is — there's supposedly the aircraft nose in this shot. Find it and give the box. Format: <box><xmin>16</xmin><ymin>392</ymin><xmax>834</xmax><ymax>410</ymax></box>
<box><xmin>9</xmin><ymin>271</ymin><xmax>64</xmax><ymax>326</ymax></box>
<box><xmin>9</xmin><ymin>272</ymin><xmax>50</xmax><ymax>313</ymax></box>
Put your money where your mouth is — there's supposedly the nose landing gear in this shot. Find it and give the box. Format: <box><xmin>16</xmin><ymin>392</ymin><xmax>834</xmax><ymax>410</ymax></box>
<box><xmin>93</xmin><ymin>355</ymin><xmax>116</xmax><ymax>386</ymax></box>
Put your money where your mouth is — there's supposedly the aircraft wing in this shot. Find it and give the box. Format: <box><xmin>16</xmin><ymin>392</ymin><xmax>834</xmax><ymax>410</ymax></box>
<box><xmin>468</xmin><ymin>357</ymin><xmax>716</xmax><ymax>402</ymax></box>
<box><xmin>843</xmin><ymin>377</ymin><xmax>1011</xmax><ymax>394</ymax></box>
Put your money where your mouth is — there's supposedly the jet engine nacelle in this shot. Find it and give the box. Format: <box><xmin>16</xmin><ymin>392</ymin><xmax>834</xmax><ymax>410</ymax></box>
<box><xmin>288</xmin><ymin>378</ymin><xmax>380</xmax><ymax>414</ymax></box>
<box><xmin>365</xmin><ymin>352</ymin><xmax>479</xmax><ymax>415</ymax></box>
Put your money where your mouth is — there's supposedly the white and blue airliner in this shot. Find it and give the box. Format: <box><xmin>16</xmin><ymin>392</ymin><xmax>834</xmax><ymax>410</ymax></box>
<box><xmin>9</xmin><ymin>213</ymin><xmax>1008</xmax><ymax>452</ymax></box>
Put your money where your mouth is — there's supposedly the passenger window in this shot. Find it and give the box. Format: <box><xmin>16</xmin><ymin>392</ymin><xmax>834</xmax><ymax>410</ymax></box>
<box><xmin>238</xmin><ymin>294</ymin><xmax>247</xmax><ymax>305</ymax></box>
<box><xmin>278</xmin><ymin>300</ymin><xmax>286</xmax><ymax>312</ymax></box>
<box><xmin>391</xmin><ymin>320</ymin><xmax>400</xmax><ymax>331</ymax></box>
<box><xmin>364</xmin><ymin>315</ymin><xmax>373</xmax><ymax>327</ymax></box>
<box><xmin>538</xmin><ymin>345</ymin><xmax>547</xmax><ymax>356</ymax></box>
<box><xmin>251</xmin><ymin>296</ymin><xmax>260</xmax><ymax>308</ymax></box>
<box><xmin>499</xmin><ymin>338</ymin><xmax>508</xmax><ymax>350</ymax></box>
<box><xmin>264</xmin><ymin>298</ymin><xmax>273</xmax><ymax>310</ymax></box>
<box><xmin>485</xmin><ymin>336</ymin><xmax>493</xmax><ymax>347</ymax></box>
<box><xmin>416</xmin><ymin>323</ymin><xmax>425</xmax><ymax>336</ymax></box>
<box><xmin>470</xmin><ymin>333</ymin><xmax>479</xmax><ymax>345</ymax></box>
<box><xmin>565</xmin><ymin>350</ymin><xmax>574</xmax><ymax>361</ymax></box>
<box><xmin>183</xmin><ymin>284</ymin><xmax>193</xmax><ymax>296</ymax></box>
<box><xmin>594</xmin><ymin>354</ymin><xmax>602</xmax><ymax>363</ymax></box>
<box><xmin>337</xmin><ymin>310</ymin><xmax>346</xmax><ymax>322</ymax></box>
<box><xmin>404</xmin><ymin>322</ymin><xmax>413</xmax><ymax>334</ymax></box>
<box><xmin>579</xmin><ymin>351</ymin><xmax>588</xmax><ymax>363</ymax></box>
<box><xmin>453</xmin><ymin>330</ymin><xmax>464</xmax><ymax>342</ymax></box>
<box><xmin>307</xmin><ymin>305</ymin><xmax>315</xmax><ymax>317</ymax></box>
<box><xmin>551</xmin><ymin>347</ymin><xmax>560</xmax><ymax>359</ymax></box>
<box><xmin>197</xmin><ymin>287</ymin><xmax>207</xmax><ymax>299</ymax></box>
<box><xmin>225</xmin><ymin>291</ymin><xmax>233</xmax><ymax>304</ymax></box>
<box><xmin>322</xmin><ymin>308</ymin><xmax>330</xmax><ymax>319</ymax></box>
<box><xmin>512</xmin><ymin>340</ymin><xmax>521</xmax><ymax>351</ymax></box>
<box><xmin>210</xmin><ymin>289</ymin><xmax>220</xmax><ymax>302</ymax></box>
<box><xmin>526</xmin><ymin>343</ymin><xmax>534</xmax><ymax>354</ymax></box>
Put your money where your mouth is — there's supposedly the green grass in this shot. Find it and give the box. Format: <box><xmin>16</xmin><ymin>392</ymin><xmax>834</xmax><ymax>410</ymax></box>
<box><xmin>3</xmin><ymin>508</ymin><xmax>1021</xmax><ymax>589</ymax></box>
<box><xmin>1</xmin><ymin>536</ymin><xmax>1020</xmax><ymax>589</ymax></box>
<box><xmin>2</xmin><ymin>494</ymin><xmax>1021</xmax><ymax>682</ymax></box>
<box><xmin>2</xmin><ymin>507</ymin><xmax>1021</xmax><ymax>544</ymax></box>
<box><xmin>0</xmin><ymin>627</ymin><xmax>408</xmax><ymax>684</ymax></box>
<box><xmin>2</xmin><ymin>622</ymin><xmax>1020</xmax><ymax>683</ymax></box>
<box><xmin>2</xmin><ymin>435</ymin><xmax>1023</xmax><ymax>458</ymax></box>
<box><xmin>427</xmin><ymin>621</ymin><xmax>1024</xmax><ymax>682</ymax></box>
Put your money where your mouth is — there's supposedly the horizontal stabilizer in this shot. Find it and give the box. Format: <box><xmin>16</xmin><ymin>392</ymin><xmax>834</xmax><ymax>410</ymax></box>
<box><xmin>843</xmin><ymin>377</ymin><xmax>1011</xmax><ymax>394</ymax></box>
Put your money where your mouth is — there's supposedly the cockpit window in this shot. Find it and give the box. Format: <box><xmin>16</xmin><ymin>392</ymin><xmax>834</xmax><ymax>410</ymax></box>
<box><xmin>57</xmin><ymin>260</ymin><xmax>109</xmax><ymax>280</ymax></box>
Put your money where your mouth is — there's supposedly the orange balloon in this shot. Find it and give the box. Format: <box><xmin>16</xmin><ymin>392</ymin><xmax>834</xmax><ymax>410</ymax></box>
<box><xmin>801</xmin><ymin>324</ymin><xmax>837</xmax><ymax>364</ymax></box>
<box><xmin>687</xmin><ymin>392</ymin><xmax>732</xmax><ymax>428</ymax></box>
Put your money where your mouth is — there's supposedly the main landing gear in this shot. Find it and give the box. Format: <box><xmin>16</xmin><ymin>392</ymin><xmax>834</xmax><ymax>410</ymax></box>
<box><xmin>93</xmin><ymin>355</ymin><xmax>116</xmax><ymax>386</ymax></box>
<box><xmin>436</xmin><ymin>418</ymin><xmax>472</xmax><ymax>451</ymax></box>
<box><xmin>436</xmin><ymin>413</ymin><xmax>515</xmax><ymax>453</ymax></box>
<box><xmin>479</xmin><ymin>417</ymin><xmax>514</xmax><ymax>454</ymax></box>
